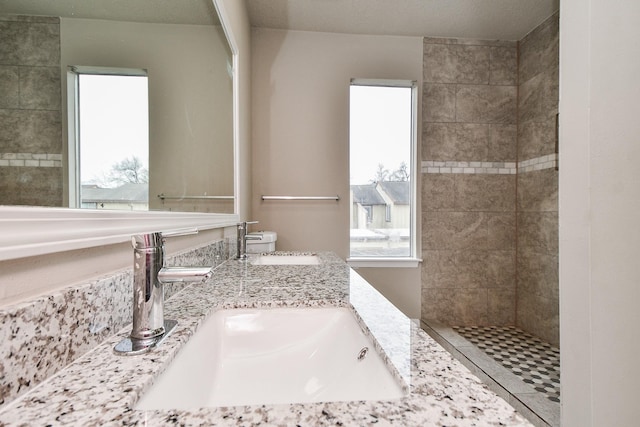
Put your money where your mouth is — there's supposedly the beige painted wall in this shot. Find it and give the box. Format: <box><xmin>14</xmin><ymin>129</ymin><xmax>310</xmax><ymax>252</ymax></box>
<box><xmin>60</xmin><ymin>18</ymin><xmax>234</xmax><ymax>213</ymax></box>
<box><xmin>251</xmin><ymin>28</ymin><xmax>422</xmax><ymax>317</ymax></box>
<box><xmin>560</xmin><ymin>0</ymin><xmax>640</xmax><ymax>425</ymax></box>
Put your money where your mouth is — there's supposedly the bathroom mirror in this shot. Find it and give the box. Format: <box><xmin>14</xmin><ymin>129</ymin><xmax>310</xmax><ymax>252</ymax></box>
<box><xmin>0</xmin><ymin>0</ymin><xmax>235</xmax><ymax>214</ymax></box>
<box><xmin>0</xmin><ymin>0</ymin><xmax>239</xmax><ymax>261</ymax></box>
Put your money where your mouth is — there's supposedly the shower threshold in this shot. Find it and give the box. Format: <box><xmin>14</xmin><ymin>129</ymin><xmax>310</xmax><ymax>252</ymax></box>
<box><xmin>421</xmin><ymin>320</ymin><xmax>560</xmax><ymax>427</ymax></box>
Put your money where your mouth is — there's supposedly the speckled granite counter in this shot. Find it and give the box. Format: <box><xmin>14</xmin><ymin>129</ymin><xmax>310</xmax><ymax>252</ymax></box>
<box><xmin>0</xmin><ymin>252</ymin><xmax>532</xmax><ymax>426</ymax></box>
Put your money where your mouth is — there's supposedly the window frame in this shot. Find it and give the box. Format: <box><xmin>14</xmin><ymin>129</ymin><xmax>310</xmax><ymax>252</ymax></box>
<box><xmin>67</xmin><ymin>66</ymin><xmax>149</xmax><ymax>209</ymax></box>
<box><xmin>347</xmin><ymin>79</ymin><xmax>421</xmax><ymax>268</ymax></box>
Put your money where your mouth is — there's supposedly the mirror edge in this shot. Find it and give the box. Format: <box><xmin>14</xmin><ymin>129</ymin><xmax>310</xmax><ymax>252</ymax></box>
<box><xmin>213</xmin><ymin>0</ymin><xmax>241</xmax><ymax>217</ymax></box>
<box><xmin>0</xmin><ymin>207</ymin><xmax>239</xmax><ymax>262</ymax></box>
<box><xmin>0</xmin><ymin>0</ymin><xmax>241</xmax><ymax>262</ymax></box>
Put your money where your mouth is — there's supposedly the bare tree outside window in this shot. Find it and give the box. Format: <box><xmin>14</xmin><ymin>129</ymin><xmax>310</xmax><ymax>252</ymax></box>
<box><xmin>108</xmin><ymin>156</ymin><xmax>149</xmax><ymax>186</ymax></box>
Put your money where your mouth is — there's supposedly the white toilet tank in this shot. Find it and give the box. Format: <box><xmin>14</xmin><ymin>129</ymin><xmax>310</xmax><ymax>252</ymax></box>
<box><xmin>246</xmin><ymin>231</ymin><xmax>277</xmax><ymax>253</ymax></box>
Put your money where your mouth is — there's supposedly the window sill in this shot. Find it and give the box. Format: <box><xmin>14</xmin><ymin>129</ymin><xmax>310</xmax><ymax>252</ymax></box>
<box><xmin>346</xmin><ymin>257</ymin><xmax>422</xmax><ymax>268</ymax></box>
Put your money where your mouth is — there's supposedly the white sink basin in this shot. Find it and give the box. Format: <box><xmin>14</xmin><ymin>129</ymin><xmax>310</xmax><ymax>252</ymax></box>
<box><xmin>250</xmin><ymin>254</ymin><xmax>320</xmax><ymax>265</ymax></box>
<box><xmin>135</xmin><ymin>307</ymin><xmax>406</xmax><ymax>409</ymax></box>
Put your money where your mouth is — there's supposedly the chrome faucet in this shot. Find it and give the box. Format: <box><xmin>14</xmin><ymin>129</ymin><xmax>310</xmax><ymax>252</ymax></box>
<box><xmin>236</xmin><ymin>221</ymin><xmax>262</xmax><ymax>260</ymax></box>
<box><xmin>114</xmin><ymin>229</ymin><xmax>213</xmax><ymax>355</ymax></box>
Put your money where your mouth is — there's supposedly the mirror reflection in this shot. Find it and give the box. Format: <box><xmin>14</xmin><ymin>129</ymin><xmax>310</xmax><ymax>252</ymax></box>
<box><xmin>0</xmin><ymin>0</ymin><xmax>234</xmax><ymax>213</ymax></box>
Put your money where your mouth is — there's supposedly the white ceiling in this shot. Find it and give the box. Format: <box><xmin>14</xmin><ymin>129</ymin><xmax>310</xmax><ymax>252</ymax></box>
<box><xmin>246</xmin><ymin>0</ymin><xmax>560</xmax><ymax>41</ymax></box>
<box><xmin>0</xmin><ymin>0</ymin><xmax>219</xmax><ymax>26</ymax></box>
<box><xmin>1</xmin><ymin>1</ymin><xmax>560</xmax><ymax>41</ymax></box>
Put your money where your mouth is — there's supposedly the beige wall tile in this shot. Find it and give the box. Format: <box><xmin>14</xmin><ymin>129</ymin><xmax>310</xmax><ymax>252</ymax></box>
<box><xmin>517</xmin><ymin>118</ymin><xmax>556</xmax><ymax>160</ymax></box>
<box><xmin>422</xmin><ymin>249</ymin><xmax>515</xmax><ymax>289</ymax></box>
<box><xmin>422</xmin><ymin>122</ymin><xmax>458</xmax><ymax>159</ymax></box>
<box><xmin>421</xmin><ymin>174</ymin><xmax>456</xmax><ymax>211</ymax></box>
<box><xmin>0</xmin><ymin>167</ymin><xmax>62</xmax><ymax>206</ymax></box>
<box><xmin>517</xmin><ymin>211</ymin><xmax>559</xmax><ymax>253</ymax></box>
<box><xmin>423</xmin><ymin>37</ymin><xmax>516</xmax><ymax>48</ymax></box>
<box><xmin>486</xmin><ymin>212</ymin><xmax>516</xmax><ymax>250</ymax></box>
<box><xmin>517</xmin><ymin>249</ymin><xmax>559</xmax><ymax>299</ymax></box>
<box><xmin>0</xmin><ymin>110</ymin><xmax>62</xmax><ymax>153</ymax></box>
<box><xmin>422</xmin><ymin>211</ymin><xmax>487</xmax><ymax>250</ymax></box>
<box><xmin>0</xmin><ymin>66</ymin><xmax>20</xmax><ymax>109</ymax></box>
<box><xmin>423</xmin><ymin>123</ymin><xmax>516</xmax><ymax>162</ymax></box>
<box><xmin>423</xmin><ymin>174</ymin><xmax>515</xmax><ymax>213</ymax></box>
<box><xmin>422</xmin><ymin>211</ymin><xmax>515</xmax><ymax>251</ymax></box>
<box><xmin>456</xmin><ymin>85</ymin><xmax>517</xmax><ymax>124</ymax></box>
<box><xmin>488</xmin><ymin>124</ymin><xmax>517</xmax><ymax>162</ymax></box>
<box><xmin>518</xmin><ymin>69</ymin><xmax>558</xmax><ymax>124</ymax></box>
<box><xmin>423</xmin><ymin>43</ymin><xmax>458</xmax><ymax>83</ymax></box>
<box><xmin>422</xmin><ymin>288</ymin><xmax>489</xmax><ymax>326</ymax></box>
<box><xmin>0</xmin><ymin>19</ymin><xmax>60</xmax><ymax>67</ymax></box>
<box><xmin>423</xmin><ymin>123</ymin><xmax>491</xmax><ymax>161</ymax></box>
<box><xmin>517</xmin><ymin>168</ymin><xmax>558</xmax><ymax>212</ymax></box>
<box><xmin>514</xmin><ymin>11</ymin><xmax>560</xmax><ymax>343</ymax></box>
<box><xmin>19</xmin><ymin>67</ymin><xmax>61</xmax><ymax>110</ymax></box>
<box><xmin>0</xmin><ymin>21</ymin><xmax>21</xmax><ymax>64</ymax></box>
<box><xmin>518</xmin><ymin>12</ymin><xmax>559</xmax><ymax>84</ymax></box>
<box><xmin>454</xmin><ymin>123</ymin><xmax>491</xmax><ymax>159</ymax></box>
<box><xmin>16</xmin><ymin>22</ymin><xmax>60</xmax><ymax>67</ymax></box>
<box><xmin>456</xmin><ymin>174</ymin><xmax>515</xmax><ymax>212</ymax></box>
<box><xmin>423</xmin><ymin>83</ymin><xmax>456</xmax><ymax>122</ymax></box>
<box><xmin>489</xmin><ymin>46</ymin><xmax>517</xmax><ymax>85</ymax></box>
<box><xmin>488</xmin><ymin>288</ymin><xmax>516</xmax><ymax>325</ymax></box>
<box><xmin>454</xmin><ymin>45</ymin><xmax>490</xmax><ymax>84</ymax></box>
<box><xmin>516</xmin><ymin>291</ymin><xmax>559</xmax><ymax>347</ymax></box>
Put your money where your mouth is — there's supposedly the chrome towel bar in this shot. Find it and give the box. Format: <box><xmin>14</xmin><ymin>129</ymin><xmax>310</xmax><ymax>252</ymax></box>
<box><xmin>158</xmin><ymin>194</ymin><xmax>234</xmax><ymax>200</ymax></box>
<box><xmin>261</xmin><ymin>195</ymin><xmax>340</xmax><ymax>201</ymax></box>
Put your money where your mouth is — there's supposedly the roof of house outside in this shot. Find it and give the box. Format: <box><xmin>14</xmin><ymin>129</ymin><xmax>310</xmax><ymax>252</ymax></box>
<box><xmin>351</xmin><ymin>184</ymin><xmax>386</xmax><ymax>205</ymax></box>
<box><xmin>378</xmin><ymin>181</ymin><xmax>410</xmax><ymax>205</ymax></box>
<box><xmin>81</xmin><ymin>183</ymin><xmax>148</xmax><ymax>203</ymax></box>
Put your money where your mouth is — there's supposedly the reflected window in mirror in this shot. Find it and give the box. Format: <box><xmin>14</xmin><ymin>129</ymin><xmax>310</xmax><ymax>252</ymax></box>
<box><xmin>68</xmin><ymin>68</ymin><xmax>149</xmax><ymax>210</ymax></box>
<box><xmin>1</xmin><ymin>6</ymin><xmax>236</xmax><ymax>214</ymax></box>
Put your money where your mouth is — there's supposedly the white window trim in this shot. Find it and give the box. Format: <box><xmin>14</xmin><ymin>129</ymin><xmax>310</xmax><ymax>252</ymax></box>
<box><xmin>348</xmin><ymin>79</ymin><xmax>419</xmax><ymax>267</ymax></box>
<box><xmin>67</xmin><ymin>66</ymin><xmax>148</xmax><ymax>208</ymax></box>
<box><xmin>347</xmin><ymin>257</ymin><xmax>422</xmax><ymax>268</ymax></box>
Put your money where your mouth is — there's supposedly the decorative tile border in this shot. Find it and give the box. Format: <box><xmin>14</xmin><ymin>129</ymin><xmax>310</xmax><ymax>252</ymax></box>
<box><xmin>421</xmin><ymin>154</ymin><xmax>558</xmax><ymax>175</ymax></box>
<box><xmin>518</xmin><ymin>153</ymin><xmax>558</xmax><ymax>173</ymax></box>
<box><xmin>0</xmin><ymin>153</ymin><xmax>62</xmax><ymax>168</ymax></box>
<box><xmin>421</xmin><ymin>160</ymin><xmax>516</xmax><ymax>175</ymax></box>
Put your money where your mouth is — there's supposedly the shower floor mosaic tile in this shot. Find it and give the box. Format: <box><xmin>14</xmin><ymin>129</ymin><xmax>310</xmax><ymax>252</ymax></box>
<box><xmin>453</xmin><ymin>326</ymin><xmax>560</xmax><ymax>403</ymax></box>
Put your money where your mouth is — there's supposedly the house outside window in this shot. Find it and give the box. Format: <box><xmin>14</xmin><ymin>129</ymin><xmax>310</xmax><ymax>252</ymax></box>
<box><xmin>348</xmin><ymin>79</ymin><xmax>418</xmax><ymax>266</ymax></box>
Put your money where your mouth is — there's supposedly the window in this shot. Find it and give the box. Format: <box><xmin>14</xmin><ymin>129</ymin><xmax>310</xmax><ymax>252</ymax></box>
<box><xmin>68</xmin><ymin>67</ymin><xmax>149</xmax><ymax>210</ymax></box>
<box><xmin>348</xmin><ymin>79</ymin><xmax>418</xmax><ymax>265</ymax></box>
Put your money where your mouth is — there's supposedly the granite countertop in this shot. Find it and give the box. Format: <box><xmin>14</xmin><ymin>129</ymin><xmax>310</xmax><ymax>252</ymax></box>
<box><xmin>0</xmin><ymin>252</ymin><xmax>532</xmax><ymax>426</ymax></box>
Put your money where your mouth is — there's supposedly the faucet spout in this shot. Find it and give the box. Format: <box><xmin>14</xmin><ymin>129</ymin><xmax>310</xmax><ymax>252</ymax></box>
<box><xmin>114</xmin><ymin>230</ymin><xmax>213</xmax><ymax>356</ymax></box>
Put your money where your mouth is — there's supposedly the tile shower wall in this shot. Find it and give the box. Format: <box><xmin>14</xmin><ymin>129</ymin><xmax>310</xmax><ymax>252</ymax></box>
<box><xmin>0</xmin><ymin>15</ymin><xmax>63</xmax><ymax>206</ymax></box>
<box><xmin>421</xmin><ymin>38</ymin><xmax>518</xmax><ymax>326</ymax></box>
<box><xmin>516</xmin><ymin>12</ymin><xmax>559</xmax><ymax>347</ymax></box>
